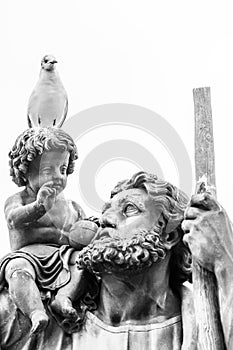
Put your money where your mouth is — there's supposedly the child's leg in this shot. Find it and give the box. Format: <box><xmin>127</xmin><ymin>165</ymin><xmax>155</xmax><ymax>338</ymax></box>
<box><xmin>5</xmin><ymin>257</ymin><xmax>49</xmax><ymax>335</ymax></box>
<box><xmin>50</xmin><ymin>251</ymin><xmax>87</xmax><ymax>320</ymax></box>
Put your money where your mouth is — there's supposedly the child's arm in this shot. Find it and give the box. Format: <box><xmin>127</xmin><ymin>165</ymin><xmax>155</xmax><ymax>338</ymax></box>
<box><xmin>5</xmin><ymin>182</ymin><xmax>56</xmax><ymax>229</ymax></box>
<box><xmin>5</xmin><ymin>193</ymin><xmax>46</xmax><ymax>229</ymax></box>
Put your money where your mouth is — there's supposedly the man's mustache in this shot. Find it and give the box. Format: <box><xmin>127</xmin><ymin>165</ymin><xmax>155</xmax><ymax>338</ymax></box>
<box><xmin>76</xmin><ymin>227</ymin><xmax>167</xmax><ymax>275</ymax></box>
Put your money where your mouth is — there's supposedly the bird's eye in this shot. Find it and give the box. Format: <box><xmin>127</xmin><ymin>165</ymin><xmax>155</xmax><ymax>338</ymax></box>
<box><xmin>123</xmin><ymin>203</ymin><xmax>139</xmax><ymax>217</ymax></box>
<box><xmin>44</xmin><ymin>59</ymin><xmax>48</xmax><ymax>63</ymax></box>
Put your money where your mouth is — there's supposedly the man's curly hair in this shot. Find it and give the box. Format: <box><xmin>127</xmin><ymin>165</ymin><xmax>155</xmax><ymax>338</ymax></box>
<box><xmin>9</xmin><ymin>127</ymin><xmax>78</xmax><ymax>187</ymax></box>
<box><xmin>111</xmin><ymin>171</ymin><xmax>192</xmax><ymax>287</ymax></box>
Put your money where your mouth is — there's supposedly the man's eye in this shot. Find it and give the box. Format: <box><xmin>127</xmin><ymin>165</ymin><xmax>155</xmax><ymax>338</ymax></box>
<box><xmin>123</xmin><ymin>204</ymin><xmax>139</xmax><ymax>216</ymax></box>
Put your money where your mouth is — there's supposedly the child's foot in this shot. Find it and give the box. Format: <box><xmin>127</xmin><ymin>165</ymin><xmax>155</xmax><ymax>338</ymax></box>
<box><xmin>50</xmin><ymin>296</ymin><xmax>78</xmax><ymax>320</ymax></box>
<box><xmin>30</xmin><ymin>310</ymin><xmax>49</xmax><ymax>336</ymax></box>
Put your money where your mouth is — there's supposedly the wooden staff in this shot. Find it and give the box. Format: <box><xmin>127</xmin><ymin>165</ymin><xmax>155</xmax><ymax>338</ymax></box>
<box><xmin>193</xmin><ymin>87</ymin><xmax>226</xmax><ymax>349</ymax></box>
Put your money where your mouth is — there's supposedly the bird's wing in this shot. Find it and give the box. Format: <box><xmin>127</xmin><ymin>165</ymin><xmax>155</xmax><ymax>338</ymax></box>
<box><xmin>27</xmin><ymin>89</ymin><xmax>41</xmax><ymax>127</ymax></box>
<box><xmin>57</xmin><ymin>94</ymin><xmax>68</xmax><ymax>128</ymax></box>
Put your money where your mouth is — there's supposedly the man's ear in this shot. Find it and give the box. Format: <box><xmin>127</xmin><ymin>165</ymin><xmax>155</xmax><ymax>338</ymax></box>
<box><xmin>162</xmin><ymin>229</ymin><xmax>180</xmax><ymax>250</ymax></box>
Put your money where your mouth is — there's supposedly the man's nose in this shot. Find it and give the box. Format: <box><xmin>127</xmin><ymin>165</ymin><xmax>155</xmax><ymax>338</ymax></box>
<box><xmin>100</xmin><ymin>212</ymin><xmax>118</xmax><ymax>229</ymax></box>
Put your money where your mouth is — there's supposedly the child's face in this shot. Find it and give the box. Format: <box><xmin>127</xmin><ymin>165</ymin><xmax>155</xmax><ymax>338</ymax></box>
<box><xmin>27</xmin><ymin>149</ymin><xmax>70</xmax><ymax>194</ymax></box>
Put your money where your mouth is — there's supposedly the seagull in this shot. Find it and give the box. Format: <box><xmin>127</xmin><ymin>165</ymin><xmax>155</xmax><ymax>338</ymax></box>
<box><xmin>27</xmin><ymin>55</ymin><xmax>68</xmax><ymax>128</ymax></box>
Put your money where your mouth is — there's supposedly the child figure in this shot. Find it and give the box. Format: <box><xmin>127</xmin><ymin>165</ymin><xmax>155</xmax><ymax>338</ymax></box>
<box><xmin>2</xmin><ymin>127</ymin><xmax>96</xmax><ymax>335</ymax></box>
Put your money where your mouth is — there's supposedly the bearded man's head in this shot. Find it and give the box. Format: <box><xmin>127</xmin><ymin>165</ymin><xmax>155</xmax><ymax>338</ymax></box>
<box><xmin>77</xmin><ymin>171</ymin><xmax>192</xmax><ymax>289</ymax></box>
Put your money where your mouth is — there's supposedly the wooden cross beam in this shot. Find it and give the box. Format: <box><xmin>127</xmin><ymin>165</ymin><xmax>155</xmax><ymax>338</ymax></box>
<box><xmin>193</xmin><ymin>87</ymin><xmax>226</xmax><ymax>349</ymax></box>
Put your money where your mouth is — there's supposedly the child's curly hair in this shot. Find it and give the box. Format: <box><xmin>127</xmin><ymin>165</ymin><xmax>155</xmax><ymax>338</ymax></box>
<box><xmin>9</xmin><ymin>127</ymin><xmax>78</xmax><ymax>187</ymax></box>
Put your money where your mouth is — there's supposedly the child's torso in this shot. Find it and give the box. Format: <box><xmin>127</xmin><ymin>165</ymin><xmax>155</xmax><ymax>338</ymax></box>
<box><xmin>9</xmin><ymin>191</ymin><xmax>83</xmax><ymax>250</ymax></box>
<box><xmin>37</xmin><ymin>197</ymin><xmax>79</xmax><ymax>231</ymax></box>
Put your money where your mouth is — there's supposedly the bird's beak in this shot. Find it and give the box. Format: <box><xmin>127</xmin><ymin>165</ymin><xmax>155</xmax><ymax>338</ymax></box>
<box><xmin>49</xmin><ymin>60</ymin><xmax>57</xmax><ymax>64</ymax></box>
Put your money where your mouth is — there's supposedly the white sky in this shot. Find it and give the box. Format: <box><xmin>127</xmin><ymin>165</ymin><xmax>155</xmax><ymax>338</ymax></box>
<box><xmin>1</xmin><ymin>0</ymin><xmax>233</xmax><ymax>256</ymax></box>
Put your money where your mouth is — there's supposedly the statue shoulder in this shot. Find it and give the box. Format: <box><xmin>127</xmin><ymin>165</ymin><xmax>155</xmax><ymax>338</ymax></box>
<box><xmin>4</xmin><ymin>190</ymin><xmax>26</xmax><ymax>212</ymax></box>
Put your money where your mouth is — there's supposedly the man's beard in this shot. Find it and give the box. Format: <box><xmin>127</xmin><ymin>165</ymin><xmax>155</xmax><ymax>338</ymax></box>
<box><xmin>76</xmin><ymin>226</ymin><xmax>167</xmax><ymax>275</ymax></box>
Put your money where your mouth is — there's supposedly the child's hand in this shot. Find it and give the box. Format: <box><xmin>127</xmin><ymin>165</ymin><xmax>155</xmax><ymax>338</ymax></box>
<box><xmin>37</xmin><ymin>181</ymin><xmax>57</xmax><ymax>211</ymax></box>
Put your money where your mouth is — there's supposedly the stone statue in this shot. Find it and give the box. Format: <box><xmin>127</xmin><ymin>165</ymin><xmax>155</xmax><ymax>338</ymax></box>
<box><xmin>0</xmin><ymin>127</ymin><xmax>98</xmax><ymax>339</ymax></box>
<box><xmin>1</xmin><ymin>170</ymin><xmax>233</xmax><ymax>349</ymax></box>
